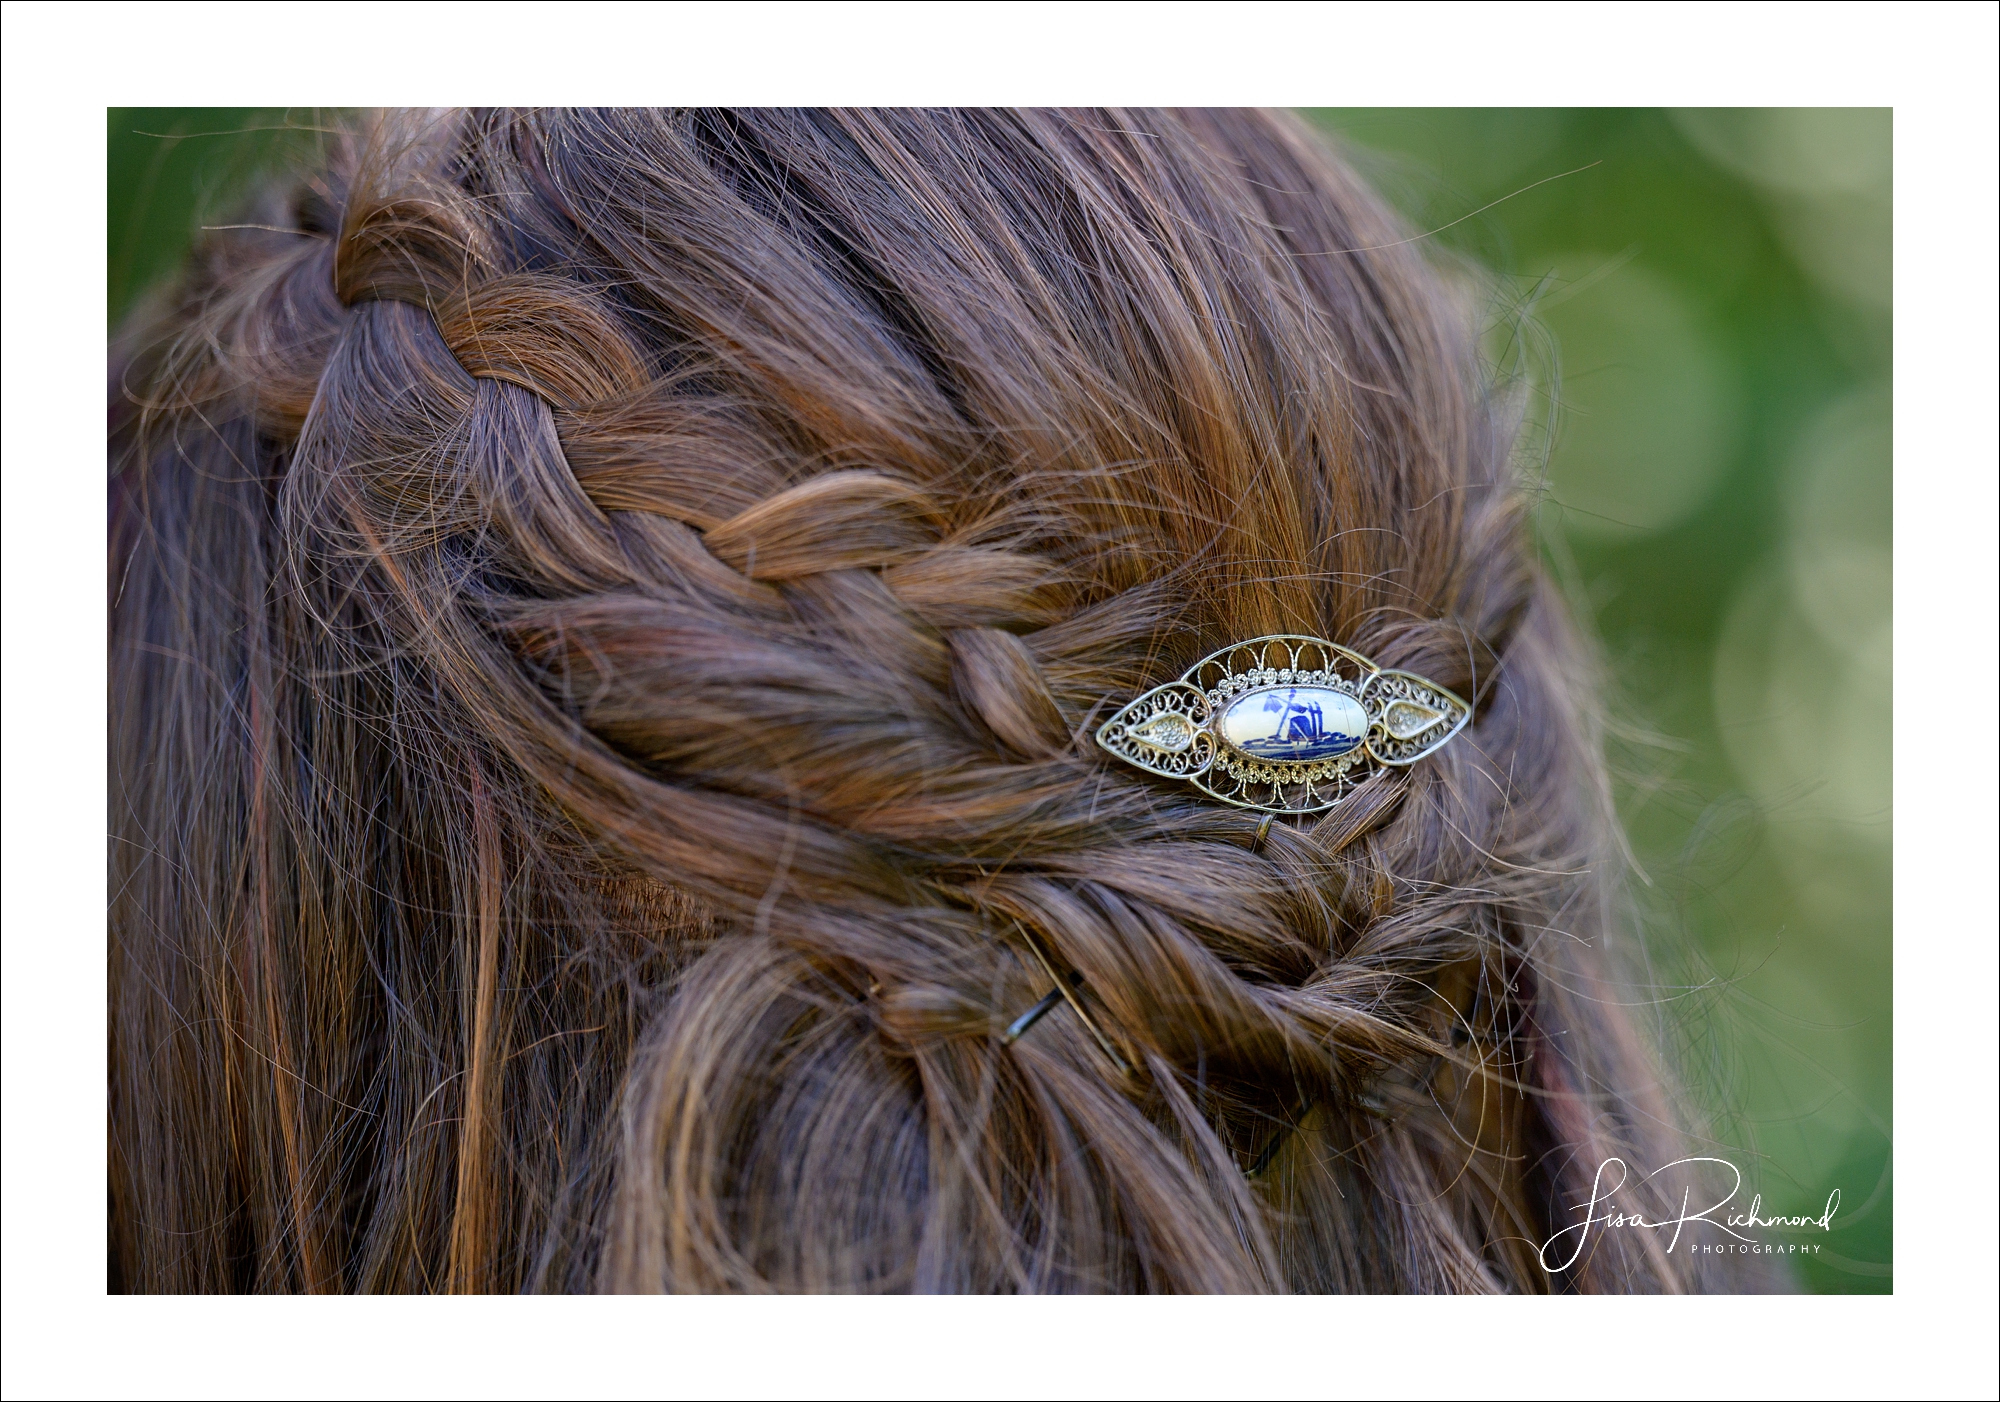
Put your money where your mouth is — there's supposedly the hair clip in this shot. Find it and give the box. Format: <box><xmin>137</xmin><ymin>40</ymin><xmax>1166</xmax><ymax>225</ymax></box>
<box><xmin>1096</xmin><ymin>634</ymin><xmax>1471</xmax><ymax>816</ymax></box>
<box><xmin>1003</xmin><ymin>926</ymin><xmax>1134</xmax><ymax>1078</ymax></box>
<box><xmin>1244</xmin><ymin>1100</ymin><xmax>1317</xmax><ymax>1180</ymax></box>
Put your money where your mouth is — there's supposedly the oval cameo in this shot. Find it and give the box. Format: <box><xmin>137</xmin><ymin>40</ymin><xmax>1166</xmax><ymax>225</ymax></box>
<box><xmin>1218</xmin><ymin>685</ymin><xmax>1367</xmax><ymax>763</ymax></box>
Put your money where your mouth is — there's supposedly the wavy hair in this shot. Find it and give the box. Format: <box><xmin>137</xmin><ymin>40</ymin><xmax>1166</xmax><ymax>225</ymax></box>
<box><xmin>110</xmin><ymin>107</ymin><xmax>1746</xmax><ymax>1293</ymax></box>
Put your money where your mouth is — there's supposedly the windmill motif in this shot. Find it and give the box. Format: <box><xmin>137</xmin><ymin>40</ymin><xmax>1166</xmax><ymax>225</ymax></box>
<box><xmin>1094</xmin><ymin>634</ymin><xmax>1472</xmax><ymax>814</ymax></box>
<box><xmin>1233</xmin><ymin>686</ymin><xmax>1362</xmax><ymax>760</ymax></box>
<box><xmin>1265</xmin><ymin>690</ymin><xmax>1326</xmax><ymax>746</ymax></box>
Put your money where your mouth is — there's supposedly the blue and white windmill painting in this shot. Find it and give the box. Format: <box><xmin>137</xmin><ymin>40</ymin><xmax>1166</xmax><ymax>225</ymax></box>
<box><xmin>1217</xmin><ymin>685</ymin><xmax>1368</xmax><ymax>762</ymax></box>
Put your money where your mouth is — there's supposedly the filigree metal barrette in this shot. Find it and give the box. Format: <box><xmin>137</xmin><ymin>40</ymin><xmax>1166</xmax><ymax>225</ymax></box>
<box><xmin>1095</xmin><ymin>634</ymin><xmax>1471</xmax><ymax>816</ymax></box>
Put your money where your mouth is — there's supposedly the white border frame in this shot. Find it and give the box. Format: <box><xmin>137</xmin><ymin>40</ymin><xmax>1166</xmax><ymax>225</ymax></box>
<box><xmin>5</xmin><ymin>3</ymin><xmax>1994</xmax><ymax>1398</ymax></box>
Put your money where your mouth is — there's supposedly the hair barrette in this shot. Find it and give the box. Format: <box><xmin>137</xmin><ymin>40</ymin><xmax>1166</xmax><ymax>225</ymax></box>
<box><xmin>1095</xmin><ymin>634</ymin><xmax>1471</xmax><ymax>816</ymax></box>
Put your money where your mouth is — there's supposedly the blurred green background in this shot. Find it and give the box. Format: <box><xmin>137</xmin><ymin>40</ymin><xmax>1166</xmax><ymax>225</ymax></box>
<box><xmin>1309</xmin><ymin>109</ymin><xmax>1892</xmax><ymax>1294</ymax></box>
<box><xmin>109</xmin><ymin>108</ymin><xmax>1892</xmax><ymax>1292</ymax></box>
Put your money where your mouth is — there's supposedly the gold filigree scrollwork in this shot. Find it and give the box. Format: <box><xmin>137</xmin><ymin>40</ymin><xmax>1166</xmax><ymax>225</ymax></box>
<box><xmin>1095</xmin><ymin>635</ymin><xmax>1471</xmax><ymax>815</ymax></box>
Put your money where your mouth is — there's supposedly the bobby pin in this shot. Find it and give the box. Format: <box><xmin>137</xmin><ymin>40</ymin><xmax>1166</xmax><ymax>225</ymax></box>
<box><xmin>1250</xmin><ymin>813</ymin><xmax>1276</xmax><ymax>855</ymax></box>
<box><xmin>1009</xmin><ymin>925</ymin><xmax>1134</xmax><ymax>1078</ymax></box>
<box><xmin>1001</xmin><ymin>969</ymin><xmax>1083</xmax><ymax>1044</ymax></box>
<box><xmin>1244</xmin><ymin>1098</ymin><xmax>1318</xmax><ymax>1181</ymax></box>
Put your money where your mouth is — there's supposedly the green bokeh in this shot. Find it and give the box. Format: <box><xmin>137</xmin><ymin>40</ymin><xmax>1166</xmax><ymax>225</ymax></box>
<box><xmin>1311</xmin><ymin>108</ymin><xmax>1891</xmax><ymax>1293</ymax></box>
<box><xmin>108</xmin><ymin>107</ymin><xmax>1892</xmax><ymax>1292</ymax></box>
<box><xmin>108</xmin><ymin>108</ymin><xmax>325</xmax><ymax>326</ymax></box>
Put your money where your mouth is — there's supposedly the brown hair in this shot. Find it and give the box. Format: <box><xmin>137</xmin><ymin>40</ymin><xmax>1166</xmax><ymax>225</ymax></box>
<box><xmin>111</xmin><ymin>107</ymin><xmax>1746</xmax><ymax>1293</ymax></box>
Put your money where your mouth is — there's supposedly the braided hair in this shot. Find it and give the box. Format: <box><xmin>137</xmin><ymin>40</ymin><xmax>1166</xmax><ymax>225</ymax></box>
<box><xmin>110</xmin><ymin>108</ymin><xmax>1741</xmax><ymax>1293</ymax></box>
